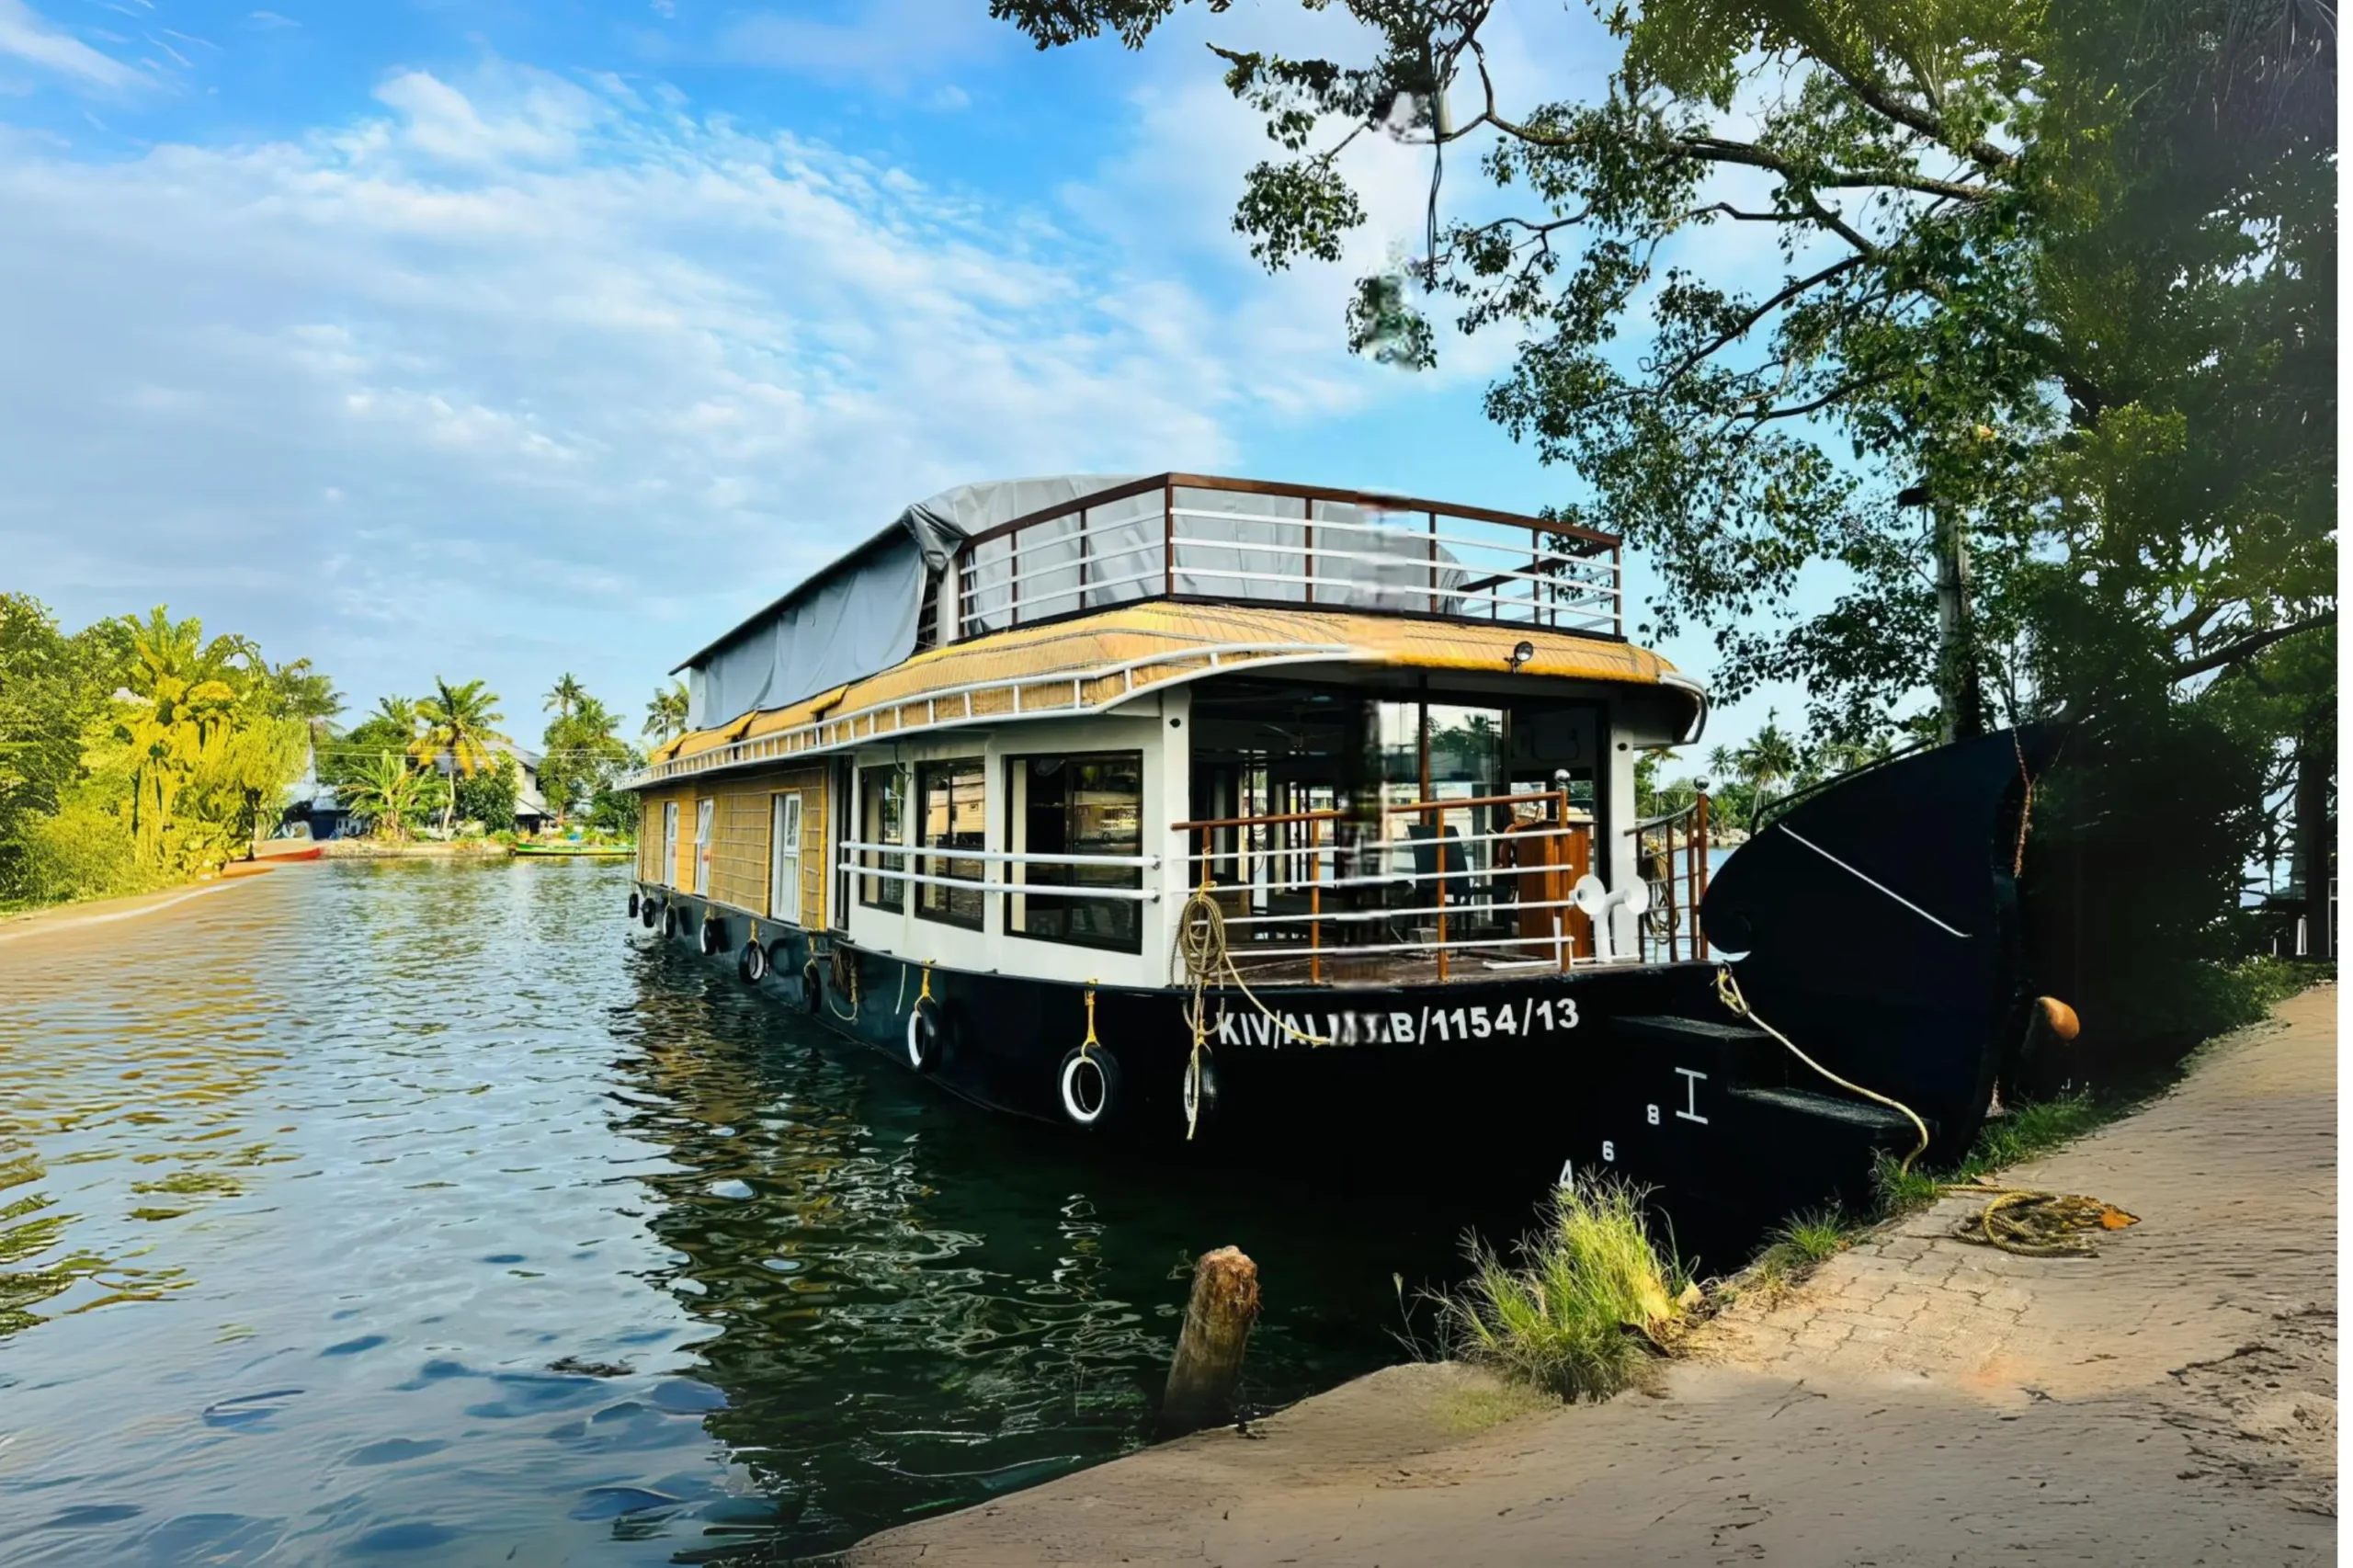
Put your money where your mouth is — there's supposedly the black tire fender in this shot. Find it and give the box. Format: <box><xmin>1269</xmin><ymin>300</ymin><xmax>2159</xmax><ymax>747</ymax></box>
<box><xmin>627</xmin><ymin>889</ymin><xmax>641</xmax><ymax>920</ymax></box>
<box><xmin>1181</xmin><ymin>1050</ymin><xmax>1220</xmax><ymax>1132</ymax></box>
<box><xmin>640</xmin><ymin>898</ymin><xmax>658</xmax><ymax>930</ymax></box>
<box><xmin>1056</xmin><ymin>1045</ymin><xmax>1121</xmax><ymax>1131</ymax></box>
<box><xmin>738</xmin><ymin>939</ymin><xmax>768</xmax><ymax>984</ymax></box>
<box><xmin>801</xmin><ymin>960</ymin><xmax>824</xmax><ymax>1014</ymax></box>
<box><xmin>699</xmin><ymin>916</ymin><xmax>725</xmax><ymax>956</ymax></box>
<box><xmin>660</xmin><ymin>903</ymin><xmax>678</xmax><ymax>938</ymax></box>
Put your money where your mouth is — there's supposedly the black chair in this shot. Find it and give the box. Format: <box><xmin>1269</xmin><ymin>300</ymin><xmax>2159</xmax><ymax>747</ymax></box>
<box><xmin>1404</xmin><ymin>824</ymin><xmax>1484</xmax><ymax>918</ymax></box>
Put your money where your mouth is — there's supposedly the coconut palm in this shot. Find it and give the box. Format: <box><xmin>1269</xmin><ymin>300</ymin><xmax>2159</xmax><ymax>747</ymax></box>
<box><xmin>117</xmin><ymin>608</ymin><xmax>256</xmax><ymax>868</ymax></box>
<box><xmin>369</xmin><ymin>693</ymin><xmax>417</xmax><ymax>733</ymax></box>
<box><xmin>643</xmin><ymin>680</ymin><xmax>689</xmax><ymax>744</ymax></box>
<box><xmin>544</xmin><ymin>673</ymin><xmax>586</xmax><ymax>722</ymax></box>
<box><xmin>409</xmin><ymin>677</ymin><xmax>508</xmax><ymax>834</ymax></box>
<box><xmin>340</xmin><ymin>751</ymin><xmax>424</xmax><ymax>841</ymax></box>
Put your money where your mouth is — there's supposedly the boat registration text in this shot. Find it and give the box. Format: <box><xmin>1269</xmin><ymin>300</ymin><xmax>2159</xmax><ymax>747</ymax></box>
<box><xmin>1206</xmin><ymin>996</ymin><xmax>1581</xmax><ymax>1049</ymax></box>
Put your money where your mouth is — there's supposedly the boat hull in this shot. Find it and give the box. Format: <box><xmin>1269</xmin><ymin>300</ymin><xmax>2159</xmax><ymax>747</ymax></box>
<box><xmin>631</xmin><ymin>894</ymin><xmax>1915</xmax><ymax>1219</ymax></box>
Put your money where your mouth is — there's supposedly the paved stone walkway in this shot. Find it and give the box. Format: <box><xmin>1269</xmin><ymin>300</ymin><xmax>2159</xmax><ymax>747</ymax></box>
<box><xmin>852</xmin><ymin>987</ymin><xmax>2336</xmax><ymax>1566</ymax></box>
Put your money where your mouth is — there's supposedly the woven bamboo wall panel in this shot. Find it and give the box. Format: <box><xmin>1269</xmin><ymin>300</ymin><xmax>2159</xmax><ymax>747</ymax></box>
<box><xmin>709</xmin><ymin>791</ymin><xmax>770</xmax><ymax>915</ymax></box>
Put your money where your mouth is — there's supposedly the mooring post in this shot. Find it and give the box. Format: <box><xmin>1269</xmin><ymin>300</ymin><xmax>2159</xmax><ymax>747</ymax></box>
<box><xmin>1159</xmin><ymin>1245</ymin><xmax>1259</xmax><ymax>1437</ymax></box>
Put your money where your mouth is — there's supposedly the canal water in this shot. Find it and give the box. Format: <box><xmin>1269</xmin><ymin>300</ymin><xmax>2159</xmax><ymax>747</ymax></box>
<box><xmin>0</xmin><ymin>861</ymin><xmax>1500</xmax><ymax>1565</ymax></box>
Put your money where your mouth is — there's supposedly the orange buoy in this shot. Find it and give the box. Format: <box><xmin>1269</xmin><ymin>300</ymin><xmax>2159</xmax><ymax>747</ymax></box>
<box><xmin>2037</xmin><ymin>995</ymin><xmax>2081</xmax><ymax>1041</ymax></box>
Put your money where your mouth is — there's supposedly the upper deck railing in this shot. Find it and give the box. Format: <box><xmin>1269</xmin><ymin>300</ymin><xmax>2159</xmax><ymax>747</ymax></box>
<box><xmin>949</xmin><ymin>474</ymin><xmax>1622</xmax><ymax>642</ymax></box>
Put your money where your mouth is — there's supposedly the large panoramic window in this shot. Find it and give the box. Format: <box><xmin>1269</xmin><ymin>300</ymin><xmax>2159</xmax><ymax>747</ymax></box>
<box><xmin>1007</xmin><ymin>752</ymin><xmax>1143</xmax><ymax>953</ymax></box>
<box><xmin>916</xmin><ymin>759</ymin><xmax>986</xmax><ymax>929</ymax></box>
<box><xmin>858</xmin><ymin>766</ymin><xmax>905</xmax><ymax>913</ymax></box>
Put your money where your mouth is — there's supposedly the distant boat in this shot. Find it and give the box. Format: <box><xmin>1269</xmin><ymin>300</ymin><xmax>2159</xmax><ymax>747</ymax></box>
<box><xmin>511</xmin><ymin>842</ymin><xmax>636</xmax><ymax>858</ymax></box>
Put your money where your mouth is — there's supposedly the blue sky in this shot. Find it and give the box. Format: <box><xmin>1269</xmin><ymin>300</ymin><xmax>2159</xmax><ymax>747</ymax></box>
<box><xmin>0</xmin><ymin>0</ymin><xmax>1796</xmax><ymax>759</ymax></box>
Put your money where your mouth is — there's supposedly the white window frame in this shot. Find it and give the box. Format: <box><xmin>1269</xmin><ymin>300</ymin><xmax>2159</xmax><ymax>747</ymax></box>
<box><xmin>661</xmin><ymin>801</ymin><xmax>680</xmax><ymax>888</ymax></box>
<box><xmin>770</xmin><ymin>792</ymin><xmax>803</xmax><ymax>925</ymax></box>
<box><xmin>693</xmin><ymin>798</ymin><xmax>714</xmax><ymax>895</ymax></box>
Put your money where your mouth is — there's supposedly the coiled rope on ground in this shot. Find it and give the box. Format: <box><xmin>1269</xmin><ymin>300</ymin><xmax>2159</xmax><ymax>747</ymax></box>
<box><xmin>1715</xmin><ymin>966</ymin><xmax>2137</xmax><ymax>1256</ymax></box>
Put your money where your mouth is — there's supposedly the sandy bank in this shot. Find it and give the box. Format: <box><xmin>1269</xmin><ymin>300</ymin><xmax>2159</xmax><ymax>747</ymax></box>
<box><xmin>0</xmin><ymin>862</ymin><xmax>294</xmax><ymax>947</ymax></box>
<box><xmin>852</xmin><ymin>987</ymin><xmax>2336</xmax><ymax>1566</ymax></box>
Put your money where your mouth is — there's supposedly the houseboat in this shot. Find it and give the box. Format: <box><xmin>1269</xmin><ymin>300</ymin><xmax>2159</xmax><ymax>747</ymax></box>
<box><xmin>625</xmin><ymin>475</ymin><xmax>2054</xmax><ymax>1213</ymax></box>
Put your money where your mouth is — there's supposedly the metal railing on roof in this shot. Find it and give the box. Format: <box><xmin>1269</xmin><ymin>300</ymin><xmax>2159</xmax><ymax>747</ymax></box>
<box><xmin>949</xmin><ymin>474</ymin><xmax>1622</xmax><ymax>643</ymax></box>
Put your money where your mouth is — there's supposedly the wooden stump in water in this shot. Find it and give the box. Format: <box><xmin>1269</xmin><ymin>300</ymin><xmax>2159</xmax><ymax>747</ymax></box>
<box><xmin>1159</xmin><ymin>1245</ymin><xmax>1259</xmax><ymax>1437</ymax></box>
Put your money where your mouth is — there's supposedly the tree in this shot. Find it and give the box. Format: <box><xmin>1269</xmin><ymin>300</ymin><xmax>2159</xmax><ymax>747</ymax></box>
<box><xmin>0</xmin><ymin>596</ymin><xmax>131</xmax><ymax>900</ymax></box>
<box><xmin>339</xmin><ymin>751</ymin><xmax>426</xmax><ymax>841</ymax></box>
<box><xmin>995</xmin><ymin>0</ymin><xmax>2333</xmax><ymax>742</ymax></box>
<box><xmin>643</xmin><ymin>681</ymin><xmax>689</xmax><ymax>744</ymax></box>
<box><xmin>453</xmin><ymin>753</ymin><xmax>520</xmax><ymax>834</ymax></box>
<box><xmin>541</xmin><ymin>691</ymin><xmax>634</xmax><ymax>826</ymax></box>
<box><xmin>545</xmin><ymin>673</ymin><xmax>586</xmax><ymax>722</ymax></box>
<box><xmin>409</xmin><ymin>678</ymin><xmax>508</xmax><ymax>835</ymax></box>
<box><xmin>114</xmin><ymin>608</ymin><xmax>261</xmax><ymax>870</ymax></box>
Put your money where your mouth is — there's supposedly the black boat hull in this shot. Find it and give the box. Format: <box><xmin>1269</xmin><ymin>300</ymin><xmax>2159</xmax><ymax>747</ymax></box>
<box><xmin>631</xmin><ymin>902</ymin><xmax>1912</xmax><ymax>1218</ymax></box>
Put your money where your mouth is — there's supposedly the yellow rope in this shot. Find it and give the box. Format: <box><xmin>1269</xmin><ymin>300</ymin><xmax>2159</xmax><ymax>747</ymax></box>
<box><xmin>1939</xmin><ymin>1181</ymin><xmax>2139</xmax><ymax>1256</ymax></box>
<box><xmin>1716</xmin><ymin>965</ymin><xmax>1931</xmax><ymax>1175</ymax></box>
<box><xmin>1172</xmin><ymin>881</ymin><xmax>1328</xmax><ymax>1142</ymax></box>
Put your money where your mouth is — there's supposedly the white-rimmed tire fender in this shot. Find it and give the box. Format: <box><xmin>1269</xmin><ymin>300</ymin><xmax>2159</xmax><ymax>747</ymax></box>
<box><xmin>1056</xmin><ymin>1046</ymin><xmax>1120</xmax><ymax>1131</ymax></box>
<box><xmin>738</xmin><ymin>938</ymin><xmax>767</xmax><ymax>984</ymax></box>
<box><xmin>905</xmin><ymin>995</ymin><xmax>944</xmax><ymax>1074</ymax></box>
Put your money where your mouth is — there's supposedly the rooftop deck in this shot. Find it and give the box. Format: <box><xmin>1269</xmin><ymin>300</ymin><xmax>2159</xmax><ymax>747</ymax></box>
<box><xmin>947</xmin><ymin>473</ymin><xmax>1622</xmax><ymax>645</ymax></box>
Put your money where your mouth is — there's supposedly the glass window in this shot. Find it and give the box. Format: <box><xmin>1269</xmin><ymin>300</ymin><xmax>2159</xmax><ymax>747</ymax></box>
<box><xmin>859</xmin><ymin>766</ymin><xmax>905</xmax><ymax>912</ymax></box>
<box><xmin>916</xmin><ymin>759</ymin><xmax>986</xmax><ymax>929</ymax></box>
<box><xmin>1008</xmin><ymin>752</ymin><xmax>1143</xmax><ymax>953</ymax></box>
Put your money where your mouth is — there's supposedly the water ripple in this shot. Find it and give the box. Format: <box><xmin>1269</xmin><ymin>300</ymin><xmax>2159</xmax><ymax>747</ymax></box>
<box><xmin>0</xmin><ymin>859</ymin><xmax>1449</xmax><ymax>1562</ymax></box>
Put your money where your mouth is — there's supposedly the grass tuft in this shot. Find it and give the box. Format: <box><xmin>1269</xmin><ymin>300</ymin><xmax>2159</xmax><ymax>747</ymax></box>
<box><xmin>1770</xmin><ymin>1205</ymin><xmax>1847</xmax><ymax>1264</ymax></box>
<box><xmin>1434</xmin><ymin>1176</ymin><xmax>1690</xmax><ymax>1403</ymax></box>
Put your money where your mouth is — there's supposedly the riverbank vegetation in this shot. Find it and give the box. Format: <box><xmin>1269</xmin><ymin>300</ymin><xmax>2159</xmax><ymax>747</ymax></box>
<box><xmin>0</xmin><ymin>596</ymin><xmax>337</xmax><ymax>911</ymax></box>
<box><xmin>1433</xmin><ymin>1175</ymin><xmax>1693</xmax><ymax>1402</ymax></box>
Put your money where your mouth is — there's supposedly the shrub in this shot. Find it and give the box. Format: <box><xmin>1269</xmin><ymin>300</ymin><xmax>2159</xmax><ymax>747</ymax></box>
<box><xmin>1436</xmin><ymin>1176</ymin><xmax>1689</xmax><ymax>1402</ymax></box>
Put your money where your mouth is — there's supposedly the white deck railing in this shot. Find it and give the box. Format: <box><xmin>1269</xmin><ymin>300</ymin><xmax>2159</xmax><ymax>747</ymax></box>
<box><xmin>952</xmin><ymin>474</ymin><xmax>1623</xmax><ymax>642</ymax></box>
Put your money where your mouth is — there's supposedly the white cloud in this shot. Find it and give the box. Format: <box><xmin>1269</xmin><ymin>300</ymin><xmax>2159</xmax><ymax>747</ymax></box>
<box><xmin>0</xmin><ymin>0</ymin><xmax>138</xmax><ymax>88</ymax></box>
<box><xmin>0</xmin><ymin>64</ymin><xmax>1371</xmax><ymax>714</ymax></box>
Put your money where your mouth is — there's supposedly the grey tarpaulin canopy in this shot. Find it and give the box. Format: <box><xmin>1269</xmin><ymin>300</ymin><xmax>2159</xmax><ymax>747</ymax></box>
<box><xmin>677</xmin><ymin>477</ymin><xmax>1146</xmax><ymax>729</ymax></box>
<box><xmin>676</xmin><ymin>474</ymin><xmax>1468</xmax><ymax>731</ymax></box>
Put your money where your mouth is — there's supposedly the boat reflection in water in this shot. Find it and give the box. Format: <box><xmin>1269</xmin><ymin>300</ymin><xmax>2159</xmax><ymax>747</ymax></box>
<box><xmin>599</xmin><ymin>928</ymin><xmax>1469</xmax><ymax>1554</ymax></box>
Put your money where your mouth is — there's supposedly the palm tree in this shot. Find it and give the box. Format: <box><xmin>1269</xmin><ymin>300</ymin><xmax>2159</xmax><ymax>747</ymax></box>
<box><xmin>1733</xmin><ymin>710</ymin><xmax>1802</xmax><ymax>827</ymax></box>
<box><xmin>118</xmin><ymin>608</ymin><xmax>256</xmax><ymax>868</ymax></box>
<box><xmin>643</xmin><ymin>680</ymin><xmax>689</xmax><ymax>744</ymax></box>
<box><xmin>409</xmin><ymin>677</ymin><xmax>508</xmax><ymax>834</ymax></box>
<box><xmin>369</xmin><ymin>693</ymin><xmax>417</xmax><ymax>733</ymax></box>
<box><xmin>545</xmin><ymin>672</ymin><xmax>586</xmax><ymax>722</ymax></box>
<box><xmin>340</xmin><ymin>751</ymin><xmax>423</xmax><ymax>841</ymax></box>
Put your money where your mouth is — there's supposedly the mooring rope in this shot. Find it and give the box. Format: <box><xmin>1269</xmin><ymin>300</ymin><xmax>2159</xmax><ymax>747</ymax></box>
<box><xmin>1171</xmin><ymin>880</ymin><xmax>1329</xmax><ymax>1140</ymax></box>
<box><xmin>1940</xmin><ymin>1180</ymin><xmax>2139</xmax><ymax>1256</ymax></box>
<box><xmin>1715</xmin><ymin>965</ymin><xmax>1932</xmax><ymax>1175</ymax></box>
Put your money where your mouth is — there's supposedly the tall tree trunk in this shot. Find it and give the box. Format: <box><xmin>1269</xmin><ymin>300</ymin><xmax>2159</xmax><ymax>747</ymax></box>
<box><xmin>2292</xmin><ymin>731</ymin><xmax>2334</xmax><ymax>956</ymax></box>
<box><xmin>1934</xmin><ymin>505</ymin><xmax>1984</xmax><ymax>744</ymax></box>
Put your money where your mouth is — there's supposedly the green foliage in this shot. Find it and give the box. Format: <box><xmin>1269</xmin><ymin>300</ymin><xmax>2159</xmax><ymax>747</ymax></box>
<box><xmin>998</xmin><ymin>0</ymin><xmax>2336</xmax><ymax>988</ymax></box>
<box><xmin>642</xmin><ymin>680</ymin><xmax>689</xmax><ymax>744</ymax></box>
<box><xmin>541</xmin><ymin>693</ymin><xmax>635</xmax><ymax>824</ymax></box>
<box><xmin>316</xmin><ymin>709</ymin><xmax>417</xmax><ymax>790</ymax></box>
<box><xmin>453</xmin><ymin>753</ymin><xmax>520</xmax><ymax>834</ymax></box>
<box><xmin>410</xmin><ymin>678</ymin><xmax>507</xmax><ymax>835</ymax></box>
<box><xmin>1435</xmin><ymin>1176</ymin><xmax>1688</xmax><ymax>1402</ymax></box>
<box><xmin>0</xmin><ymin>598</ymin><xmax>325</xmax><ymax>908</ymax></box>
<box><xmin>1769</xmin><ymin>1206</ymin><xmax>1847</xmax><ymax>1265</ymax></box>
<box><xmin>337</xmin><ymin>752</ymin><xmax>427</xmax><ymax>840</ymax></box>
